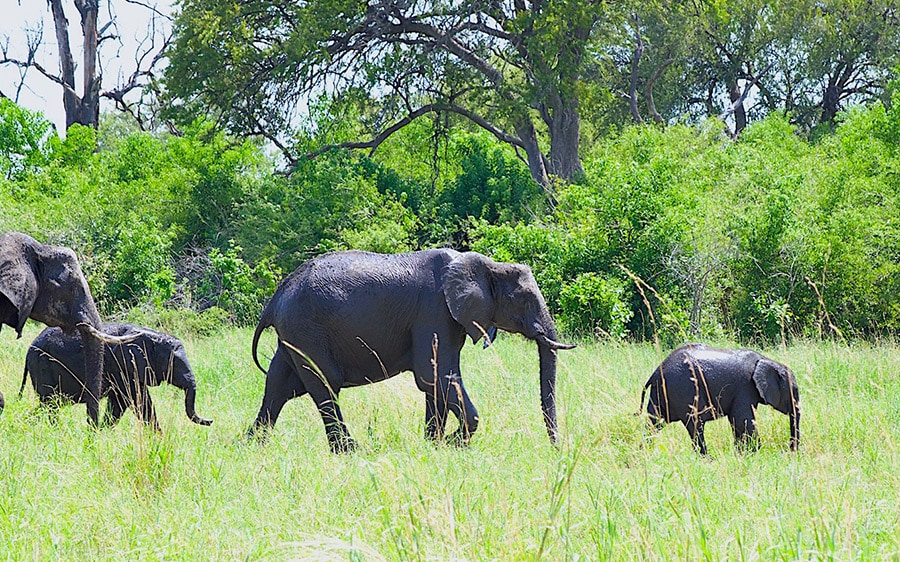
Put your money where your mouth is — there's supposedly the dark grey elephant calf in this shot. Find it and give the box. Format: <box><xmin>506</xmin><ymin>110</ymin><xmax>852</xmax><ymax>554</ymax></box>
<box><xmin>20</xmin><ymin>323</ymin><xmax>213</xmax><ymax>429</ymax></box>
<box><xmin>640</xmin><ymin>344</ymin><xmax>800</xmax><ymax>454</ymax></box>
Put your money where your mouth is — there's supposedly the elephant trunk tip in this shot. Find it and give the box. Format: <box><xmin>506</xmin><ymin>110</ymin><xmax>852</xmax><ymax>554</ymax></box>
<box><xmin>191</xmin><ymin>414</ymin><xmax>213</xmax><ymax>426</ymax></box>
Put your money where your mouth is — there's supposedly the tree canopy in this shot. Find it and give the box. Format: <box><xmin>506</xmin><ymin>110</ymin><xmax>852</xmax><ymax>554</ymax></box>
<box><xmin>163</xmin><ymin>0</ymin><xmax>899</xmax><ymax>188</ymax></box>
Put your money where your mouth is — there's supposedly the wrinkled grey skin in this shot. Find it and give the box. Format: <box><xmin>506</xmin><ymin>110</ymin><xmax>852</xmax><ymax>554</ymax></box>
<box><xmin>0</xmin><ymin>232</ymin><xmax>135</xmax><ymax>422</ymax></box>
<box><xmin>249</xmin><ymin>249</ymin><xmax>575</xmax><ymax>453</ymax></box>
<box><xmin>640</xmin><ymin>344</ymin><xmax>800</xmax><ymax>454</ymax></box>
<box><xmin>20</xmin><ymin>323</ymin><xmax>213</xmax><ymax>429</ymax></box>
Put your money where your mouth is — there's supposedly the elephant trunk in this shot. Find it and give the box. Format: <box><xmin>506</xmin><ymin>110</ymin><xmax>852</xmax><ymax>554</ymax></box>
<box><xmin>78</xmin><ymin>327</ymin><xmax>105</xmax><ymax>425</ymax></box>
<box><xmin>538</xmin><ymin>342</ymin><xmax>559</xmax><ymax>443</ymax></box>
<box><xmin>534</xmin><ymin>312</ymin><xmax>575</xmax><ymax>444</ymax></box>
<box><xmin>789</xmin><ymin>402</ymin><xmax>800</xmax><ymax>452</ymax></box>
<box><xmin>183</xmin><ymin>385</ymin><xmax>213</xmax><ymax>426</ymax></box>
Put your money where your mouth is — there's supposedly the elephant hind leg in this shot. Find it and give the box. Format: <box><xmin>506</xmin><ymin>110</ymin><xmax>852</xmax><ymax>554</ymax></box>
<box><xmin>281</xmin><ymin>346</ymin><xmax>354</xmax><ymax>454</ymax></box>
<box><xmin>249</xmin><ymin>347</ymin><xmax>308</xmax><ymax>437</ymax></box>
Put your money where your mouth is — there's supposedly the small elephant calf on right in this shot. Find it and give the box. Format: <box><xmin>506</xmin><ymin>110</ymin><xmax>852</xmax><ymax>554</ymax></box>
<box><xmin>640</xmin><ymin>344</ymin><xmax>800</xmax><ymax>454</ymax></box>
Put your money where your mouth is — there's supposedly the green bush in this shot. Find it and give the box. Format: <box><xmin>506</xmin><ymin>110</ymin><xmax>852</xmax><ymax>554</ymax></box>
<box><xmin>558</xmin><ymin>273</ymin><xmax>632</xmax><ymax>339</ymax></box>
<box><xmin>104</xmin><ymin>218</ymin><xmax>177</xmax><ymax>308</ymax></box>
<box><xmin>196</xmin><ymin>242</ymin><xmax>279</xmax><ymax>326</ymax></box>
<box><xmin>0</xmin><ymin>98</ymin><xmax>54</xmax><ymax>181</ymax></box>
<box><xmin>124</xmin><ymin>304</ymin><xmax>231</xmax><ymax>337</ymax></box>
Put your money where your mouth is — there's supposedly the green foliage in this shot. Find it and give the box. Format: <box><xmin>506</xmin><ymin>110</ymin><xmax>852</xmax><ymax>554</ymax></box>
<box><xmin>4</xmin><ymin>93</ymin><xmax>900</xmax><ymax>343</ymax></box>
<box><xmin>234</xmin><ymin>149</ymin><xmax>419</xmax><ymax>268</ymax></box>
<box><xmin>104</xmin><ymin>218</ymin><xmax>177</xmax><ymax>308</ymax></box>
<box><xmin>124</xmin><ymin>304</ymin><xmax>231</xmax><ymax>338</ymax></box>
<box><xmin>559</xmin><ymin>273</ymin><xmax>632</xmax><ymax>339</ymax></box>
<box><xmin>437</xmin><ymin>133</ymin><xmax>544</xmax><ymax>238</ymax></box>
<box><xmin>0</xmin><ymin>98</ymin><xmax>54</xmax><ymax>181</ymax></box>
<box><xmin>197</xmin><ymin>242</ymin><xmax>279</xmax><ymax>326</ymax></box>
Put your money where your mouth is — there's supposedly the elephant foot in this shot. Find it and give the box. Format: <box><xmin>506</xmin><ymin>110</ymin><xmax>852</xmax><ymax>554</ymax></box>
<box><xmin>446</xmin><ymin>429</ymin><xmax>472</xmax><ymax>448</ymax></box>
<box><xmin>328</xmin><ymin>434</ymin><xmax>357</xmax><ymax>454</ymax></box>
<box><xmin>245</xmin><ymin>423</ymin><xmax>273</xmax><ymax>443</ymax></box>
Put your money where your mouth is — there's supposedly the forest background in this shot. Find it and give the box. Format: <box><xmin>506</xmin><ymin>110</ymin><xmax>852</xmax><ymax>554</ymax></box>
<box><xmin>2</xmin><ymin>0</ymin><xmax>899</xmax><ymax>346</ymax></box>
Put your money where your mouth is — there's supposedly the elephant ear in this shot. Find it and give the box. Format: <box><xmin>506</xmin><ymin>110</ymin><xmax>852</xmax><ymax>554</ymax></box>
<box><xmin>0</xmin><ymin>248</ymin><xmax>38</xmax><ymax>337</ymax></box>
<box><xmin>752</xmin><ymin>358</ymin><xmax>785</xmax><ymax>407</ymax></box>
<box><xmin>442</xmin><ymin>252</ymin><xmax>495</xmax><ymax>344</ymax></box>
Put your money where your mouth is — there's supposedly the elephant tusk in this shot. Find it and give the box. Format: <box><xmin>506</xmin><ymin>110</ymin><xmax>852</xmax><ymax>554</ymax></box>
<box><xmin>537</xmin><ymin>334</ymin><xmax>577</xmax><ymax>351</ymax></box>
<box><xmin>77</xmin><ymin>323</ymin><xmax>140</xmax><ymax>345</ymax></box>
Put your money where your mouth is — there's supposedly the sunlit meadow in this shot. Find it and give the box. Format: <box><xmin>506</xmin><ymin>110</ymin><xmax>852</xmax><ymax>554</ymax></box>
<box><xmin>1</xmin><ymin>323</ymin><xmax>898</xmax><ymax>559</ymax></box>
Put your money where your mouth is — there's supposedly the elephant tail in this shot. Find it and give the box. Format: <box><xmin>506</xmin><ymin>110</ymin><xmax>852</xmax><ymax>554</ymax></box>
<box><xmin>635</xmin><ymin>372</ymin><xmax>655</xmax><ymax>416</ymax></box>
<box><xmin>251</xmin><ymin>299</ymin><xmax>276</xmax><ymax>375</ymax></box>
<box><xmin>18</xmin><ymin>363</ymin><xmax>29</xmax><ymax>399</ymax></box>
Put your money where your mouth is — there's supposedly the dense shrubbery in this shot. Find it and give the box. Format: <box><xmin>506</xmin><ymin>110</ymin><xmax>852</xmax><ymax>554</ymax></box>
<box><xmin>2</xmin><ymin>97</ymin><xmax>899</xmax><ymax>342</ymax></box>
<box><xmin>473</xmin><ymin>104</ymin><xmax>900</xmax><ymax>343</ymax></box>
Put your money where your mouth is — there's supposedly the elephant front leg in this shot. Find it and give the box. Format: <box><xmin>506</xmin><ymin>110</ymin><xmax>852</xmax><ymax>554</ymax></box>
<box><xmin>422</xmin><ymin>371</ymin><xmax>479</xmax><ymax>446</ymax></box>
<box><xmin>423</xmin><ymin>395</ymin><xmax>447</xmax><ymax>442</ymax></box>
<box><xmin>103</xmin><ymin>393</ymin><xmax>128</xmax><ymax>427</ymax></box>
<box><xmin>728</xmin><ymin>402</ymin><xmax>759</xmax><ymax>452</ymax></box>
<box><xmin>136</xmin><ymin>391</ymin><xmax>161</xmax><ymax>432</ymax></box>
<box><xmin>683</xmin><ymin>417</ymin><xmax>708</xmax><ymax>455</ymax></box>
<box><xmin>443</xmin><ymin>372</ymin><xmax>479</xmax><ymax>446</ymax></box>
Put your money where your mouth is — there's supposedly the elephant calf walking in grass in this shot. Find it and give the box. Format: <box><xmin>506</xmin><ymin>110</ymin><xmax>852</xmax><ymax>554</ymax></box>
<box><xmin>20</xmin><ymin>323</ymin><xmax>213</xmax><ymax>430</ymax></box>
<box><xmin>640</xmin><ymin>344</ymin><xmax>800</xmax><ymax>455</ymax></box>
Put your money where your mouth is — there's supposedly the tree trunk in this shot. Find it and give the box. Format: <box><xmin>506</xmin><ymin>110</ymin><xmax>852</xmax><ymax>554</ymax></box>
<box><xmin>48</xmin><ymin>0</ymin><xmax>101</xmax><ymax>129</ymax></box>
<box><xmin>75</xmin><ymin>0</ymin><xmax>101</xmax><ymax>128</ymax></box>
<box><xmin>729</xmin><ymin>79</ymin><xmax>748</xmax><ymax>136</ymax></box>
<box><xmin>547</xmin><ymin>103</ymin><xmax>584</xmax><ymax>182</ymax></box>
<box><xmin>514</xmin><ymin>119</ymin><xmax>551</xmax><ymax>190</ymax></box>
<box><xmin>821</xmin><ymin>82</ymin><xmax>840</xmax><ymax>124</ymax></box>
<box><xmin>48</xmin><ymin>0</ymin><xmax>80</xmax><ymax>129</ymax></box>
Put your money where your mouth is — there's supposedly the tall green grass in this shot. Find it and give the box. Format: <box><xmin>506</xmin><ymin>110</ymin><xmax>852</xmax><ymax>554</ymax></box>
<box><xmin>1</xmin><ymin>324</ymin><xmax>899</xmax><ymax>559</ymax></box>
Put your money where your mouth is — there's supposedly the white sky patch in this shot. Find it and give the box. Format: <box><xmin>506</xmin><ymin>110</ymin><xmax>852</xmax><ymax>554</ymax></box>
<box><xmin>1</xmin><ymin>0</ymin><xmax>173</xmax><ymax>133</ymax></box>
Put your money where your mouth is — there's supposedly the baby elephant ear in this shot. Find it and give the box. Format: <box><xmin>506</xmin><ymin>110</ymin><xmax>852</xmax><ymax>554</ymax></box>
<box><xmin>752</xmin><ymin>358</ymin><xmax>785</xmax><ymax>407</ymax></box>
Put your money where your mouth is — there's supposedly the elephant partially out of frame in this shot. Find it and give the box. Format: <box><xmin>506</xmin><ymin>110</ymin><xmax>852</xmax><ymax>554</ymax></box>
<box><xmin>20</xmin><ymin>323</ymin><xmax>213</xmax><ymax>430</ymax></box>
<box><xmin>1</xmin><ymin>232</ymin><xmax>135</xmax><ymax>421</ymax></box>
<box><xmin>248</xmin><ymin>249</ymin><xmax>575</xmax><ymax>453</ymax></box>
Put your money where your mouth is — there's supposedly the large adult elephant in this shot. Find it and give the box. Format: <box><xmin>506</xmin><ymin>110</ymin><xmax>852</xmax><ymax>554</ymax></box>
<box><xmin>249</xmin><ymin>249</ymin><xmax>575</xmax><ymax>453</ymax></box>
<box><xmin>0</xmin><ymin>232</ymin><xmax>133</xmax><ymax>422</ymax></box>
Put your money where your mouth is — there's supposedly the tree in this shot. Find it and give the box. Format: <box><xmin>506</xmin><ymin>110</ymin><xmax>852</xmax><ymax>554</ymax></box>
<box><xmin>165</xmin><ymin>0</ymin><xmax>619</xmax><ymax>189</ymax></box>
<box><xmin>789</xmin><ymin>0</ymin><xmax>900</xmax><ymax>127</ymax></box>
<box><xmin>1</xmin><ymin>0</ymin><xmax>172</xmax><ymax>130</ymax></box>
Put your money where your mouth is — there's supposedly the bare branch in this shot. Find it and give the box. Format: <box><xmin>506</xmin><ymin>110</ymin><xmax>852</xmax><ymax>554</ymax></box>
<box><xmin>304</xmin><ymin>102</ymin><xmax>525</xmax><ymax>161</ymax></box>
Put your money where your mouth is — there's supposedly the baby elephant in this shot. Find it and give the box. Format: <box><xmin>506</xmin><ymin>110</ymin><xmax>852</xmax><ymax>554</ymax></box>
<box><xmin>640</xmin><ymin>344</ymin><xmax>800</xmax><ymax>454</ymax></box>
<box><xmin>20</xmin><ymin>323</ymin><xmax>213</xmax><ymax>429</ymax></box>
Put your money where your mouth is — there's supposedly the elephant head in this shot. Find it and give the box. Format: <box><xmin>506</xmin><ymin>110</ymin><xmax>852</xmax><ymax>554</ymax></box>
<box><xmin>442</xmin><ymin>252</ymin><xmax>575</xmax><ymax>443</ymax></box>
<box><xmin>1</xmin><ymin>232</ymin><xmax>135</xmax><ymax>421</ymax></box>
<box><xmin>162</xmin><ymin>339</ymin><xmax>213</xmax><ymax>426</ymax></box>
<box><xmin>752</xmin><ymin>357</ymin><xmax>801</xmax><ymax>450</ymax></box>
<box><xmin>115</xmin><ymin>326</ymin><xmax>213</xmax><ymax>426</ymax></box>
